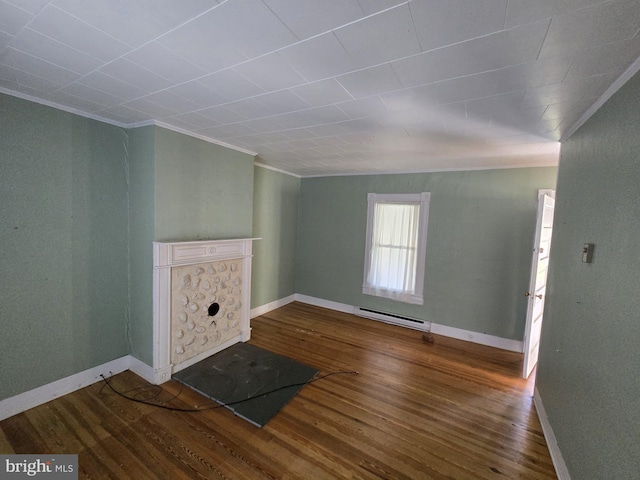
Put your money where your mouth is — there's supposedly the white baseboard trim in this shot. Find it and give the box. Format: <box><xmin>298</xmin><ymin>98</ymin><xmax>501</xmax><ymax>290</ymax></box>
<box><xmin>534</xmin><ymin>388</ymin><xmax>572</xmax><ymax>480</ymax></box>
<box><xmin>293</xmin><ymin>294</ymin><xmax>522</xmax><ymax>352</ymax></box>
<box><xmin>430</xmin><ymin>323</ymin><xmax>523</xmax><ymax>353</ymax></box>
<box><xmin>0</xmin><ymin>355</ymin><xmax>158</xmax><ymax>421</ymax></box>
<box><xmin>0</xmin><ymin>356</ymin><xmax>129</xmax><ymax>421</ymax></box>
<box><xmin>294</xmin><ymin>294</ymin><xmax>355</xmax><ymax>314</ymax></box>
<box><xmin>250</xmin><ymin>294</ymin><xmax>296</xmax><ymax>318</ymax></box>
<box><xmin>127</xmin><ymin>355</ymin><xmax>156</xmax><ymax>384</ymax></box>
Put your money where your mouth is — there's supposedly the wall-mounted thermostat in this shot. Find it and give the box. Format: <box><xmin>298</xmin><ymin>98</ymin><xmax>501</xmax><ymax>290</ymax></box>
<box><xmin>582</xmin><ymin>243</ymin><xmax>594</xmax><ymax>263</ymax></box>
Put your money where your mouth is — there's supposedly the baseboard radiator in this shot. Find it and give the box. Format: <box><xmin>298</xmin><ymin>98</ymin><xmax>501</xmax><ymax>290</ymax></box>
<box><xmin>355</xmin><ymin>307</ymin><xmax>430</xmax><ymax>332</ymax></box>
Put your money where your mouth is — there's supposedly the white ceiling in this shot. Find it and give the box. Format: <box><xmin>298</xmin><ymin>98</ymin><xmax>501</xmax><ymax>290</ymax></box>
<box><xmin>1</xmin><ymin>0</ymin><xmax>639</xmax><ymax>176</ymax></box>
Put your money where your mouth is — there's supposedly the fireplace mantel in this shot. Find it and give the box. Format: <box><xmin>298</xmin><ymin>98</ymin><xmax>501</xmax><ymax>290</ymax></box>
<box><xmin>152</xmin><ymin>238</ymin><xmax>258</xmax><ymax>384</ymax></box>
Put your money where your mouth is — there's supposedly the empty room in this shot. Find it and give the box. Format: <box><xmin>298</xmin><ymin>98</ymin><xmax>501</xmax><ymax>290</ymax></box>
<box><xmin>1</xmin><ymin>1</ymin><xmax>639</xmax><ymax>479</ymax></box>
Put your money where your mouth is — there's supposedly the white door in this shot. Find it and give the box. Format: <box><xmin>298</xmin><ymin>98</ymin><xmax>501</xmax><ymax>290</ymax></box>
<box><xmin>523</xmin><ymin>192</ymin><xmax>555</xmax><ymax>379</ymax></box>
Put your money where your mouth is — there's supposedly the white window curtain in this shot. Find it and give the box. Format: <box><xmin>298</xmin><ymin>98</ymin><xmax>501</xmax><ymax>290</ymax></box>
<box><xmin>363</xmin><ymin>193</ymin><xmax>430</xmax><ymax>304</ymax></box>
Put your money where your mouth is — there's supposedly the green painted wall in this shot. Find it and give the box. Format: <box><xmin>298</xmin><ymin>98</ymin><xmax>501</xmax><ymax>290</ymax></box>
<box><xmin>297</xmin><ymin>168</ymin><xmax>557</xmax><ymax>340</ymax></box>
<box><xmin>126</xmin><ymin>126</ymin><xmax>255</xmax><ymax>365</ymax></box>
<box><xmin>251</xmin><ymin>166</ymin><xmax>300</xmax><ymax>308</ymax></box>
<box><xmin>154</xmin><ymin>128</ymin><xmax>254</xmax><ymax>242</ymax></box>
<box><xmin>0</xmin><ymin>94</ymin><xmax>129</xmax><ymax>400</ymax></box>
<box><xmin>127</xmin><ymin>126</ymin><xmax>156</xmax><ymax>364</ymax></box>
<box><xmin>536</xmin><ymin>72</ymin><xmax>640</xmax><ymax>479</ymax></box>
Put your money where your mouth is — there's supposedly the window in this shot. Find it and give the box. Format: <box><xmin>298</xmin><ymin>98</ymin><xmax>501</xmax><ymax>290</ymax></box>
<box><xmin>363</xmin><ymin>193</ymin><xmax>430</xmax><ymax>305</ymax></box>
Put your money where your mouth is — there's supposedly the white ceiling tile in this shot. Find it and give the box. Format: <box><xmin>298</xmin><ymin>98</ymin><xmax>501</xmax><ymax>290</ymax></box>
<box><xmin>0</xmin><ymin>63</ymin><xmax>60</xmax><ymax>92</ymax></box>
<box><xmin>334</xmin><ymin>4</ymin><xmax>420</xmax><ymax>68</ymax></box>
<box><xmin>0</xmin><ymin>30</ymin><xmax>11</xmax><ymax>50</ymax></box>
<box><xmin>539</xmin><ymin>0</ymin><xmax>640</xmax><ymax>58</ymax></box>
<box><xmin>10</xmin><ymin>28</ymin><xmax>103</xmax><ymax>75</ymax></box>
<box><xmin>540</xmin><ymin>98</ymin><xmax>595</xmax><ymax>122</ymax></box>
<box><xmin>238</xmin><ymin>117</ymin><xmax>283</xmax><ymax>133</ymax></box>
<box><xmin>492</xmin><ymin>56</ymin><xmax>573</xmax><ymax>90</ymax></box>
<box><xmin>458</xmin><ymin>19</ymin><xmax>551</xmax><ymax>74</ymax></box>
<box><xmin>139</xmin><ymin>90</ymin><xmax>200</xmax><ymax>115</ymax></box>
<box><xmin>0</xmin><ymin>47</ymin><xmax>80</xmax><ymax>85</ymax></box>
<box><xmin>377</xmin><ymin>110</ymin><xmax>421</xmax><ymax>128</ymax></box>
<box><xmin>282</xmin><ymin>128</ymin><xmax>318</xmax><ymax>140</ymax></box>
<box><xmin>78</xmin><ymin>71</ymin><xmax>147</xmax><ymax>101</ymax></box>
<box><xmin>51</xmin><ymin>0</ymin><xmax>219</xmax><ymax>46</ymax></box>
<box><xmin>58</xmin><ymin>82</ymin><xmax>122</xmax><ymax>107</ymax></box>
<box><xmin>334</xmin><ymin>118</ymin><xmax>379</xmax><ymax>134</ymax></box>
<box><xmin>198</xmin><ymin>69</ymin><xmax>265</xmax><ymax>102</ymax></box>
<box><xmin>380</xmin><ymin>85</ymin><xmax>437</xmax><ymax>111</ymax></box>
<box><xmin>390</xmin><ymin>44</ymin><xmax>465</xmax><ymax>88</ymax></box>
<box><xmin>186</xmin><ymin>0</ymin><xmax>297</xmax><ymax>59</ymax></box>
<box><xmin>269</xmin><ymin>110</ymin><xmax>315</xmax><ymax>129</ymax></box>
<box><xmin>504</xmin><ymin>0</ymin><xmax>566</xmax><ymax>28</ymax></box>
<box><xmin>431</xmin><ymin>62</ymin><xmax>553</xmax><ymax>105</ymax></box>
<box><xmin>123</xmin><ymin>97</ymin><xmax>176</xmax><ymax>118</ymax></box>
<box><xmin>212</xmin><ymin>123</ymin><xmax>260</xmax><ymax>138</ymax></box>
<box><xmin>277</xmin><ymin>32</ymin><xmax>358</xmax><ymax>82</ymax></box>
<box><xmin>283</xmin><ymin>138</ymin><xmax>318</xmax><ymax>150</ymax></box>
<box><xmin>291</xmin><ymin>78</ymin><xmax>353</xmax><ymax>107</ymax></box>
<box><xmin>198</xmin><ymin>123</ymin><xmax>258</xmax><ymax>138</ymax></box>
<box><xmin>337</xmin><ymin>63</ymin><xmax>403</xmax><ymax>98</ymax></box>
<box><xmin>158</xmin><ymin>11</ymin><xmax>248</xmax><ymax>73</ymax></box>
<box><xmin>312</xmin><ymin>135</ymin><xmax>352</xmax><ymax>147</ymax></box>
<box><xmin>262</xmin><ymin>0</ymin><xmax>364</xmax><ymax>40</ymax></box>
<box><xmin>302</xmin><ymin>105</ymin><xmax>351</xmax><ymax>125</ymax></box>
<box><xmin>98</xmin><ymin>58</ymin><xmax>173</xmax><ymax>92</ymax></box>
<box><xmin>521</xmin><ymin>78</ymin><xmax>598</xmax><ymax>108</ymax></box>
<box><xmin>0</xmin><ymin>1</ymin><xmax>32</xmax><ymax>35</ymax></box>
<box><xmin>564</xmin><ymin>35</ymin><xmax>640</xmax><ymax>81</ymax></box>
<box><xmin>4</xmin><ymin>0</ymin><xmax>50</xmax><ymax>15</ymax></box>
<box><xmin>245</xmin><ymin>131</ymin><xmax>291</xmax><ymax>144</ymax></box>
<box><xmin>357</xmin><ymin>0</ymin><xmax>407</xmax><ymax>16</ymax></box>
<box><xmin>305</xmin><ymin>123</ymin><xmax>350</xmax><ymax>137</ymax></box>
<box><xmin>409</xmin><ymin>0</ymin><xmax>508</xmax><ymax>51</ymax></box>
<box><xmin>165</xmin><ymin>81</ymin><xmax>228</xmax><ymax>109</ymax></box>
<box><xmin>52</xmin><ymin>0</ymin><xmax>170</xmax><ymax>48</ymax></box>
<box><xmin>41</xmin><ymin>89</ymin><xmax>106</xmax><ymax>112</ymax></box>
<box><xmin>432</xmin><ymin>73</ymin><xmax>509</xmax><ymax>104</ymax></box>
<box><xmin>123</xmin><ymin>43</ymin><xmax>206</xmax><ymax>84</ymax></box>
<box><xmin>337</xmin><ymin>96</ymin><xmax>388</xmax><ymax>118</ymax></box>
<box><xmin>232</xmin><ymin>53</ymin><xmax>307</xmax><ymax>91</ymax></box>
<box><xmin>224</xmin><ymin>98</ymin><xmax>275</xmax><ymax>119</ymax></box>
<box><xmin>255</xmin><ymin>89</ymin><xmax>310</xmax><ymax>115</ymax></box>
<box><xmin>160</xmin><ymin>116</ymin><xmax>202</xmax><ymax>131</ymax></box>
<box><xmin>28</xmin><ymin>5</ymin><xmax>131</xmax><ymax>61</ymax></box>
<box><xmin>465</xmin><ymin>91</ymin><xmax>526</xmax><ymax>118</ymax></box>
<box><xmin>169</xmin><ymin>111</ymin><xmax>221</xmax><ymax>129</ymax></box>
<box><xmin>198</xmin><ymin>105</ymin><xmax>248</xmax><ymax>124</ymax></box>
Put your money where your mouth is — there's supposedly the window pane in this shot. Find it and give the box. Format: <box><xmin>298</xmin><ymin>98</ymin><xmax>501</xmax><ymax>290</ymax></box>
<box><xmin>368</xmin><ymin>202</ymin><xmax>420</xmax><ymax>293</ymax></box>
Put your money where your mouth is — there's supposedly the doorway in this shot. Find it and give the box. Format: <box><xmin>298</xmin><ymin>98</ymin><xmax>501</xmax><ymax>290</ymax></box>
<box><xmin>522</xmin><ymin>190</ymin><xmax>555</xmax><ymax>379</ymax></box>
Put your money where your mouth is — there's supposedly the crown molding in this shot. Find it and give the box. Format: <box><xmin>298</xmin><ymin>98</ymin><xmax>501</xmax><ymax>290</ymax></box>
<box><xmin>151</xmin><ymin>120</ymin><xmax>258</xmax><ymax>157</ymax></box>
<box><xmin>562</xmin><ymin>54</ymin><xmax>640</xmax><ymax>141</ymax></box>
<box><xmin>0</xmin><ymin>86</ymin><xmax>129</xmax><ymax>128</ymax></box>
<box><xmin>254</xmin><ymin>162</ymin><xmax>300</xmax><ymax>178</ymax></box>
<box><xmin>0</xmin><ymin>87</ymin><xmax>258</xmax><ymax>158</ymax></box>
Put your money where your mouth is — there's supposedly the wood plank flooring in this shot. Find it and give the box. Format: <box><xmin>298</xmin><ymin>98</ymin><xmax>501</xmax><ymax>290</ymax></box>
<box><xmin>0</xmin><ymin>302</ymin><xmax>557</xmax><ymax>479</ymax></box>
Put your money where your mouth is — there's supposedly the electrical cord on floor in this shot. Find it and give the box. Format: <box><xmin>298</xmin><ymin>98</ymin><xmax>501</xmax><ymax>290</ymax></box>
<box><xmin>98</xmin><ymin>370</ymin><xmax>359</xmax><ymax>413</ymax></box>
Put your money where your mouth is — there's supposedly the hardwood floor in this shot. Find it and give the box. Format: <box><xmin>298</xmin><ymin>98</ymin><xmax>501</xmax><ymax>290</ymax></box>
<box><xmin>0</xmin><ymin>302</ymin><xmax>557</xmax><ymax>479</ymax></box>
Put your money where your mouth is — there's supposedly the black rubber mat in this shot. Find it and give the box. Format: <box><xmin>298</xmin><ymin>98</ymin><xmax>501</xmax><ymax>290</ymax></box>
<box><xmin>173</xmin><ymin>342</ymin><xmax>318</xmax><ymax>427</ymax></box>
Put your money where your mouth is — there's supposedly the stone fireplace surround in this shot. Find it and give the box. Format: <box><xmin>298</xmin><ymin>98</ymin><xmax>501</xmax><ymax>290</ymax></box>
<box><xmin>152</xmin><ymin>239</ymin><xmax>256</xmax><ymax>384</ymax></box>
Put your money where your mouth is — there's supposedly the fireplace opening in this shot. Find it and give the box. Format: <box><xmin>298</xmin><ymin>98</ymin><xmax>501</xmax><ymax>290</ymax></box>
<box><xmin>208</xmin><ymin>302</ymin><xmax>220</xmax><ymax>317</ymax></box>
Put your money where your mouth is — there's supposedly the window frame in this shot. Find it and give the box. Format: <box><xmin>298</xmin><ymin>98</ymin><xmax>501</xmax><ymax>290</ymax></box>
<box><xmin>362</xmin><ymin>192</ymin><xmax>430</xmax><ymax>305</ymax></box>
